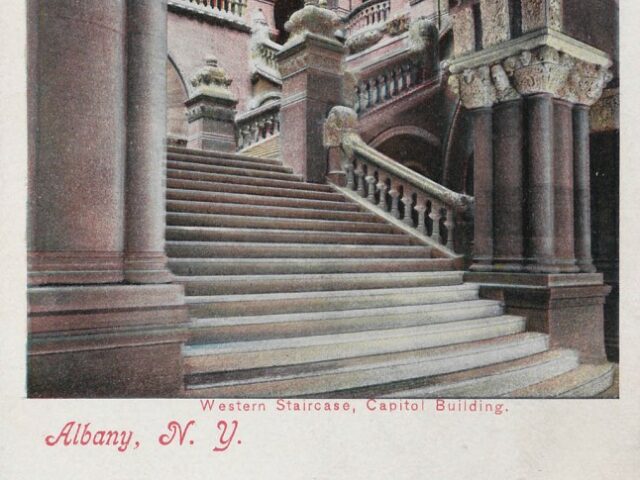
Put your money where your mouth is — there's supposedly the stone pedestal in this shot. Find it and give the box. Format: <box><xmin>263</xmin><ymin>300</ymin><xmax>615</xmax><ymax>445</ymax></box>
<box><xmin>466</xmin><ymin>272</ymin><xmax>610</xmax><ymax>364</ymax></box>
<box><xmin>277</xmin><ymin>4</ymin><xmax>345</xmax><ymax>182</ymax></box>
<box><xmin>27</xmin><ymin>0</ymin><xmax>189</xmax><ymax>397</ymax></box>
<box><xmin>186</xmin><ymin>56</ymin><xmax>238</xmax><ymax>152</ymax></box>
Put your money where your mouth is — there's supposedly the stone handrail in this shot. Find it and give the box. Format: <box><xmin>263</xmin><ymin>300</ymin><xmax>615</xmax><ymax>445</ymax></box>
<box><xmin>324</xmin><ymin>106</ymin><xmax>472</xmax><ymax>255</ymax></box>
<box><xmin>168</xmin><ymin>0</ymin><xmax>247</xmax><ymax>21</ymax></box>
<box><xmin>236</xmin><ymin>101</ymin><xmax>281</xmax><ymax>150</ymax></box>
<box><xmin>345</xmin><ymin>0</ymin><xmax>390</xmax><ymax>35</ymax></box>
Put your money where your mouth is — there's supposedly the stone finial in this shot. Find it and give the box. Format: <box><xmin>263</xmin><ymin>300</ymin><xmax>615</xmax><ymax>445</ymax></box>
<box><xmin>324</xmin><ymin>106</ymin><xmax>358</xmax><ymax>148</ymax></box>
<box><xmin>189</xmin><ymin>55</ymin><xmax>237</xmax><ymax>102</ymax></box>
<box><xmin>408</xmin><ymin>17</ymin><xmax>438</xmax><ymax>54</ymax></box>
<box><xmin>284</xmin><ymin>3</ymin><xmax>341</xmax><ymax>45</ymax></box>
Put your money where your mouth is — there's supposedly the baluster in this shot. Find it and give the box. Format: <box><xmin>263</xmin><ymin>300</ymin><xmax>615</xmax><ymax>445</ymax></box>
<box><xmin>367</xmin><ymin>78</ymin><xmax>376</xmax><ymax>108</ymax></box>
<box><xmin>250</xmin><ymin>123</ymin><xmax>259</xmax><ymax>143</ymax></box>
<box><xmin>359</xmin><ymin>82</ymin><xmax>368</xmax><ymax>111</ymax></box>
<box><xmin>354</xmin><ymin>86</ymin><xmax>361</xmax><ymax>113</ymax></box>
<box><xmin>344</xmin><ymin>159</ymin><xmax>355</xmax><ymax>191</ymax></box>
<box><xmin>401</xmin><ymin>188</ymin><xmax>415</xmax><ymax>227</ymax></box>
<box><xmin>403</xmin><ymin>63</ymin><xmax>412</xmax><ymax>89</ymax></box>
<box><xmin>388</xmin><ymin>70</ymin><xmax>396</xmax><ymax>97</ymax></box>
<box><xmin>389</xmin><ymin>183</ymin><xmax>401</xmax><ymax>219</ymax></box>
<box><xmin>444</xmin><ymin>206</ymin><xmax>455</xmax><ymax>250</ymax></box>
<box><xmin>376</xmin><ymin>175</ymin><xmax>389</xmax><ymax>211</ymax></box>
<box><xmin>430</xmin><ymin>201</ymin><xmax>442</xmax><ymax>244</ymax></box>
<box><xmin>378</xmin><ymin>74</ymin><xmax>387</xmax><ymax>101</ymax></box>
<box><xmin>355</xmin><ymin>161</ymin><xmax>366</xmax><ymax>197</ymax></box>
<box><xmin>396</xmin><ymin>66</ymin><xmax>404</xmax><ymax>92</ymax></box>
<box><xmin>414</xmin><ymin>195</ymin><xmax>428</xmax><ymax>235</ymax></box>
<box><xmin>366</xmin><ymin>170</ymin><xmax>377</xmax><ymax>203</ymax></box>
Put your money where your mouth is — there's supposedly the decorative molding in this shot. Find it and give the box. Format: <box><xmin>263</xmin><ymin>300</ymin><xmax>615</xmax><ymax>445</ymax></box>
<box><xmin>346</xmin><ymin>27</ymin><xmax>384</xmax><ymax>54</ymax></box>
<box><xmin>386</xmin><ymin>13</ymin><xmax>410</xmax><ymax>36</ymax></box>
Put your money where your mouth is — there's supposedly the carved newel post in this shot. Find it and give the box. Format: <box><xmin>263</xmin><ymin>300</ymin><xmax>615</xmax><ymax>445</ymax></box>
<box><xmin>276</xmin><ymin>0</ymin><xmax>346</xmax><ymax>182</ymax></box>
<box><xmin>186</xmin><ymin>56</ymin><xmax>239</xmax><ymax>152</ymax></box>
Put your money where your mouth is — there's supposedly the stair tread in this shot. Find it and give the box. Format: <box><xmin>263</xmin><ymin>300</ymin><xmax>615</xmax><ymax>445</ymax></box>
<box><xmin>507</xmin><ymin>363</ymin><xmax>615</xmax><ymax>397</ymax></box>
<box><xmin>167</xmin><ymin>160</ymin><xmax>301</xmax><ymax>182</ymax></box>
<box><xmin>185</xmin><ymin>281</ymin><xmax>471</xmax><ymax>304</ymax></box>
<box><xmin>377</xmin><ymin>349</ymin><xmax>579</xmax><ymax>398</ymax></box>
<box><xmin>167</xmin><ymin>169</ymin><xmax>335</xmax><ymax>192</ymax></box>
<box><xmin>166</xmin><ymin>212</ymin><xmax>394</xmax><ymax>232</ymax></box>
<box><xmin>184</xmin><ymin>315</ymin><xmax>525</xmax><ymax>357</ymax></box>
<box><xmin>166</xmin><ymin>189</ymin><xmax>361</xmax><ymax>211</ymax></box>
<box><xmin>167</xmin><ymin>153</ymin><xmax>293</xmax><ymax>173</ymax></box>
<box><xmin>167</xmin><ymin>225</ymin><xmax>408</xmax><ymax>237</ymax></box>
<box><xmin>191</xmin><ymin>298</ymin><xmax>500</xmax><ymax>328</ymax></box>
<box><xmin>166</xmin><ymin>199</ymin><xmax>376</xmax><ymax>219</ymax></box>
<box><xmin>185</xmin><ymin>332</ymin><xmax>548</xmax><ymax>391</ymax></box>
<box><xmin>167</xmin><ymin>146</ymin><xmax>284</xmax><ymax>166</ymax></box>
<box><xmin>179</xmin><ymin>270</ymin><xmax>465</xmax><ymax>285</ymax></box>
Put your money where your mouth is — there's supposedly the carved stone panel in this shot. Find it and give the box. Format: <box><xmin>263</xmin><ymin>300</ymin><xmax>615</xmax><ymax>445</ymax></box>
<box><xmin>480</xmin><ymin>0</ymin><xmax>510</xmax><ymax>48</ymax></box>
<box><xmin>521</xmin><ymin>0</ymin><xmax>546</xmax><ymax>33</ymax></box>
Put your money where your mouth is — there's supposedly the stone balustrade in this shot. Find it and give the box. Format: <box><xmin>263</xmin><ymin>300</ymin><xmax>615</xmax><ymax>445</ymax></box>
<box><xmin>254</xmin><ymin>40</ymin><xmax>281</xmax><ymax>73</ymax></box>
<box><xmin>324</xmin><ymin>106</ymin><xmax>472</xmax><ymax>255</ymax></box>
<box><xmin>168</xmin><ymin>0</ymin><xmax>247</xmax><ymax>20</ymax></box>
<box><xmin>346</xmin><ymin>0</ymin><xmax>390</xmax><ymax>35</ymax></box>
<box><xmin>236</xmin><ymin>101</ymin><xmax>281</xmax><ymax>150</ymax></box>
<box><xmin>353</xmin><ymin>58</ymin><xmax>430</xmax><ymax>114</ymax></box>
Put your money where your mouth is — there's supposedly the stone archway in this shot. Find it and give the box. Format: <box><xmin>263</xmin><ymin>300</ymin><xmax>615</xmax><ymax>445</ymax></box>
<box><xmin>167</xmin><ymin>55</ymin><xmax>189</xmax><ymax>144</ymax></box>
<box><xmin>370</xmin><ymin>126</ymin><xmax>442</xmax><ymax>182</ymax></box>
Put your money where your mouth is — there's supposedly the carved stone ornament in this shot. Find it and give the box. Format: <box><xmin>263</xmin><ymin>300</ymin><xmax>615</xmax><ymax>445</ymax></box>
<box><xmin>341</xmin><ymin>69</ymin><xmax>359</xmax><ymax>108</ymax></box>
<box><xmin>456</xmin><ymin>66</ymin><xmax>496</xmax><ymax>109</ymax></box>
<box><xmin>491</xmin><ymin>64</ymin><xmax>520</xmax><ymax>102</ymax></box>
<box><xmin>346</xmin><ymin>27</ymin><xmax>384</xmax><ymax>54</ymax></box>
<box><xmin>323</xmin><ymin>106</ymin><xmax>358</xmax><ymax>148</ymax></box>
<box><xmin>505</xmin><ymin>46</ymin><xmax>574</xmax><ymax>97</ymax></box>
<box><xmin>408</xmin><ymin>17</ymin><xmax>438</xmax><ymax>55</ymax></box>
<box><xmin>284</xmin><ymin>2</ymin><xmax>341</xmax><ymax>45</ymax></box>
<box><xmin>386</xmin><ymin>13</ymin><xmax>410</xmax><ymax>36</ymax></box>
<box><xmin>561</xmin><ymin>59</ymin><xmax>614</xmax><ymax>106</ymax></box>
<box><xmin>590</xmin><ymin>87</ymin><xmax>619</xmax><ymax>132</ymax></box>
<box><xmin>189</xmin><ymin>55</ymin><xmax>237</xmax><ymax>102</ymax></box>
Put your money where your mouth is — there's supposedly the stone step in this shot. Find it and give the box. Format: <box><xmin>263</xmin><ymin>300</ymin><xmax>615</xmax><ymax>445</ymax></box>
<box><xmin>188</xmin><ymin>299</ymin><xmax>504</xmax><ymax>343</ymax></box>
<box><xmin>167</xmin><ymin>152</ymin><xmax>292</xmax><ymax>174</ymax></box>
<box><xmin>179</xmin><ymin>271</ymin><xmax>462</xmax><ymax>295</ymax></box>
<box><xmin>371</xmin><ymin>349</ymin><xmax>580</xmax><ymax>398</ymax></box>
<box><xmin>183</xmin><ymin>333</ymin><xmax>549</xmax><ymax>397</ymax></box>
<box><xmin>169</xmin><ymin>257</ymin><xmax>451</xmax><ymax>275</ymax></box>
<box><xmin>185</xmin><ymin>279</ymin><xmax>471</xmax><ymax>317</ymax></box>
<box><xmin>166</xmin><ymin>212</ymin><xmax>395</xmax><ymax>234</ymax></box>
<box><xmin>184</xmin><ymin>315</ymin><xmax>527</xmax><ymax>375</ymax></box>
<box><xmin>167</xmin><ymin>188</ymin><xmax>360</xmax><ymax>211</ymax></box>
<box><xmin>167</xmin><ymin>146</ymin><xmax>284</xmax><ymax>166</ymax></box>
<box><xmin>167</xmin><ymin>159</ymin><xmax>301</xmax><ymax>182</ymax></box>
<box><xmin>166</xmin><ymin>241</ymin><xmax>433</xmax><ymax>259</ymax></box>
<box><xmin>166</xmin><ymin>198</ymin><xmax>373</xmax><ymax>220</ymax></box>
<box><xmin>166</xmin><ymin>226</ymin><xmax>415</xmax><ymax>245</ymax></box>
<box><xmin>167</xmin><ymin>172</ymin><xmax>341</xmax><ymax>198</ymax></box>
<box><xmin>507</xmin><ymin>363</ymin><xmax>615</xmax><ymax>398</ymax></box>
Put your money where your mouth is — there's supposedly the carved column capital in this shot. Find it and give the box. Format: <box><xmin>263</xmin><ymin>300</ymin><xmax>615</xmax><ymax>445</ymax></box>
<box><xmin>504</xmin><ymin>46</ymin><xmax>574</xmax><ymax>97</ymax></box>
<box><xmin>450</xmin><ymin>66</ymin><xmax>497</xmax><ymax>109</ymax></box>
<box><xmin>561</xmin><ymin>60</ymin><xmax>614</xmax><ymax>106</ymax></box>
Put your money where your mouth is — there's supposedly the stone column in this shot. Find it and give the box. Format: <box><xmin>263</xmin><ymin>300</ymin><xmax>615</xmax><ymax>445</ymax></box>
<box><xmin>277</xmin><ymin>2</ymin><xmax>345</xmax><ymax>182</ymax></box>
<box><xmin>573</xmin><ymin>104</ymin><xmax>597</xmax><ymax>273</ymax></box>
<box><xmin>28</xmin><ymin>0</ymin><xmax>127</xmax><ymax>285</ymax></box>
<box><xmin>553</xmin><ymin>98</ymin><xmax>579</xmax><ymax>272</ymax></box>
<box><xmin>525</xmin><ymin>93</ymin><xmax>558</xmax><ymax>272</ymax></box>
<box><xmin>492</xmin><ymin>98</ymin><xmax>524</xmax><ymax>271</ymax></box>
<box><xmin>470</xmin><ymin>107</ymin><xmax>494</xmax><ymax>271</ymax></box>
<box><xmin>185</xmin><ymin>56</ymin><xmax>239</xmax><ymax>152</ymax></box>
<box><xmin>125</xmin><ymin>0</ymin><xmax>173</xmax><ymax>284</ymax></box>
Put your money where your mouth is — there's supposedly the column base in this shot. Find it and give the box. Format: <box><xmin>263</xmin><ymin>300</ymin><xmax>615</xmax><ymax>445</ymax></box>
<box><xmin>28</xmin><ymin>251</ymin><xmax>124</xmax><ymax>285</ymax></box>
<box><xmin>469</xmin><ymin>257</ymin><xmax>494</xmax><ymax>272</ymax></box>
<box><xmin>124</xmin><ymin>252</ymin><xmax>174</xmax><ymax>284</ymax></box>
<box><xmin>465</xmin><ymin>272</ymin><xmax>610</xmax><ymax>363</ymax></box>
<box><xmin>28</xmin><ymin>283</ymin><xmax>189</xmax><ymax>397</ymax></box>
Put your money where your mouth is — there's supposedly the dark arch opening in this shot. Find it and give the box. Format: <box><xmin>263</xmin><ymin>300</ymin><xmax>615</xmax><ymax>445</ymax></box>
<box><xmin>376</xmin><ymin>135</ymin><xmax>442</xmax><ymax>183</ymax></box>
<box><xmin>274</xmin><ymin>0</ymin><xmax>305</xmax><ymax>44</ymax></box>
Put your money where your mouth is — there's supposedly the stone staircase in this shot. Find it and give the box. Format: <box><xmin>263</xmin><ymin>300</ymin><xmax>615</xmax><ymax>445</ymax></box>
<box><xmin>165</xmin><ymin>146</ymin><xmax>614</xmax><ymax>398</ymax></box>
